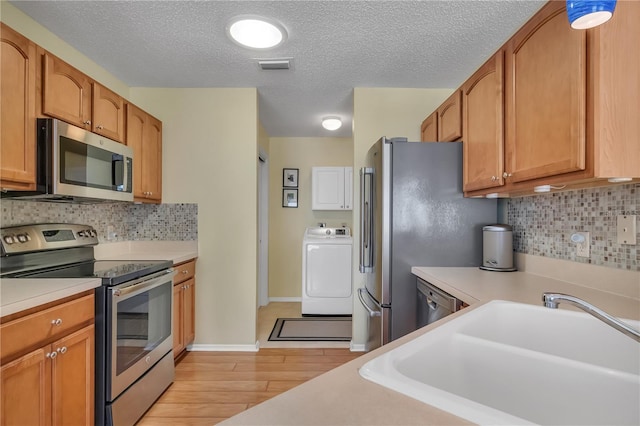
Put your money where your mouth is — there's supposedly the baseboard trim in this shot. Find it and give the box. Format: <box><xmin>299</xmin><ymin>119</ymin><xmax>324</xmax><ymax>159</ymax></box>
<box><xmin>268</xmin><ymin>297</ymin><xmax>302</xmax><ymax>302</ymax></box>
<box><xmin>349</xmin><ymin>342</ymin><xmax>366</xmax><ymax>352</ymax></box>
<box><xmin>188</xmin><ymin>343</ymin><xmax>259</xmax><ymax>352</ymax></box>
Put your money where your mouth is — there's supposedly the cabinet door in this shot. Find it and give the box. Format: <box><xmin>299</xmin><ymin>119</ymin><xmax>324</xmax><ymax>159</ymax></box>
<box><xmin>312</xmin><ymin>167</ymin><xmax>345</xmax><ymax>210</ymax></box>
<box><xmin>92</xmin><ymin>82</ymin><xmax>125</xmax><ymax>143</ymax></box>
<box><xmin>173</xmin><ymin>284</ymin><xmax>184</xmax><ymax>357</ymax></box>
<box><xmin>143</xmin><ymin>114</ymin><xmax>162</xmax><ymax>202</ymax></box>
<box><xmin>437</xmin><ymin>90</ymin><xmax>462</xmax><ymax>142</ymax></box>
<box><xmin>505</xmin><ymin>2</ymin><xmax>586</xmax><ymax>183</ymax></box>
<box><xmin>183</xmin><ymin>278</ymin><xmax>196</xmax><ymax>347</ymax></box>
<box><xmin>42</xmin><ymin>53</ymin><xmax>91</xmax><ymax>128</ymax></box>
<box><xmin>0</xmin><ymin>23</ymin><xmax>37</xmax><ymax>190</ymax></box>
<box><xmin>343</xmin><ymin>167</ymin><xmax>353</xmax><ymax>210</ymax></box>
<box><xmin>126</xmin><ymin>103</ymin><xmax>146</xmax><ymax>199</ymax></box>
<box><xmin>463</xmin><ymin>51</ymin><xmax>505</xmax><ymax>192</ymax></box>
<box><xmin>420</xmin><ymin>112</ymin><xmax>438</xmax><ymax>142</ymax></box>
<box><xmin>0</xmin><ymin>347</ymin><xmax>51</xmax><ymax>426</ymax></box>
<box><xmin>51</xmin><ymin>324</ymin><xmax>94</xmax><ymax>426</ymax></box>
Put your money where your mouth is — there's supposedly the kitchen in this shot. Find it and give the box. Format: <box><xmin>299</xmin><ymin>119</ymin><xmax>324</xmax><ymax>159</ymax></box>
<box><xmin>1</xmin><ymin>0</ymin><xmax>639</xmax><ymax>425</ymax></box>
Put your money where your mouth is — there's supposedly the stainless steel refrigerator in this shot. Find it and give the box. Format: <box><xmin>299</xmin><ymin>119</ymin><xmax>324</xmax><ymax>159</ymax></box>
<box><xmin>358</xmin><ymin>137</ymin><xmax>496</xmax><ymax>351</ymax></box>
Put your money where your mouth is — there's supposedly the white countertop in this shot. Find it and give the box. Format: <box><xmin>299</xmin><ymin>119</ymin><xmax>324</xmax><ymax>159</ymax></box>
<box><xmin>412</xmin><ymin>265</ymin><xmax>640</xmax><ymax>321</ymax></box>
<box><xmin>0</xmin><ymin>278</ymin><xmax>101</xmax><ymax>317</ymax></box>
<box><xmin>94</xmin><ymin>240</ymin><xmax>198</xmax><ymax>264</ymax></box>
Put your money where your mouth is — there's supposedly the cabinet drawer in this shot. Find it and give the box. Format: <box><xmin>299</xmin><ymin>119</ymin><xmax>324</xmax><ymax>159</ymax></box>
<box><xmin>1</xmin><ymin>294</ymin><xmax>94</xmax><ymax>362</ymax></box>
<box><xmin>173</xmin><ymin>260</ymin><xmax>196</xmax><ymax>284</ymax></box>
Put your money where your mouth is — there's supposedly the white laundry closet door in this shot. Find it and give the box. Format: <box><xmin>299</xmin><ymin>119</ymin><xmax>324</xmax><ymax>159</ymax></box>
<box><xmin>305</xmin><ymin>243</ymin><xmax>352</xmax><ymax>297</ymax></box>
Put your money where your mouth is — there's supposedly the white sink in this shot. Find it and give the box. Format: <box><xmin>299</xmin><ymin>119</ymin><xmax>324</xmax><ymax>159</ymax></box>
<box><xmin>359</xmin><ymin>300</ymin><xmax>640</xmax><ymax>425</ymax></box>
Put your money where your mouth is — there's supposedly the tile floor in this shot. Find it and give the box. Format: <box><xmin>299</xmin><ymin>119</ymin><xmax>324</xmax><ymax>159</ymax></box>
<box><xmin>257</xmin><ymin>302</ymin><xmax>351</xmax><ymax>349</ymax></box>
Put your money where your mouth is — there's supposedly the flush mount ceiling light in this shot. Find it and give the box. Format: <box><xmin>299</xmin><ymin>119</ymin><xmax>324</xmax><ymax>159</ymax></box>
<box><xmin>321</xmin><ymin>117</ymin><xmax>342</xmax><ymax>131</ymax></box>
<box><xmin>566</xmin><ymin>0</ymin><xmax>617</xmax><ymax>29</ymax></box>
<box><xmin>227</xmin><ymin>16</ymin><xmax>287</xmax><ymax>49</ymax></box>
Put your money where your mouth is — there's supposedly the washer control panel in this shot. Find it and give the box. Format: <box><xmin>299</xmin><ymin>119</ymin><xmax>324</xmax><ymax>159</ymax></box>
<box><xmin>305</xmin><ymin>227</ymin><xmax>351</xmax><ymax>238</ymax></box>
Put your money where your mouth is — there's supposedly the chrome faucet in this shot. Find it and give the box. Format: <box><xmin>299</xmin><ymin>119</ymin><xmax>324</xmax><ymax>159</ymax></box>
<box><xmin>542</xmin><ymin>293</ymin><xmax>640</xmax><ymax>343</ymax></box>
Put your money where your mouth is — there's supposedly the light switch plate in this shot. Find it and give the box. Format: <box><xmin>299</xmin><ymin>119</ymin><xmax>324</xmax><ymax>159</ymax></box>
<box><xmin>617</xmin><ymin>215</ymin><xmax>637</xmax><ymax>245</ymax></box>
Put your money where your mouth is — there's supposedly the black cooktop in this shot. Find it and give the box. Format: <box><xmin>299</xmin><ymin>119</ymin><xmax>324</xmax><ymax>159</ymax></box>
<box><xmin>13</xmin><ymin>259</ymin><xmax>172</xmax><ymax>286</ymax></box>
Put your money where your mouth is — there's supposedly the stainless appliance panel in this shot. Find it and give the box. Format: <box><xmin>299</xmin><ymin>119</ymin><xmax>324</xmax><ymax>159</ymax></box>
<box><xmin>108</xmin><ymin>269</ymin><xmax>173</xmax><ymax>400</ymax></box>
<box><xmin>360</xmin><ymin>137</ymin><xmax>497</xmax><ymax>348</ymax></box>
<box><xmin>1</xmin><ymin>118</ymin><xmax>133</xmax><ymax>202</ymax></box>
<box><xmin>416</xmin><ymin>278</ymin><xmax>462</xmax><ymax>327</ymax></box>
<box><xmin>108</xmin><ymin>350</ymin><xmax>175</xmax><ymax>426</ymax></box>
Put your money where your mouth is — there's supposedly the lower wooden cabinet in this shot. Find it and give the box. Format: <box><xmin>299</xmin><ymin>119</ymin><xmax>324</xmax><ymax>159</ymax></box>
<box><xmin>0</xmin><ymin>293</ymin><xmax>94</xmax><ymax>426</ymax></box>
<box><xmin>173</xmin><ymin>259</ymin><xmax>196</xmax><ymax>359</ymax></box>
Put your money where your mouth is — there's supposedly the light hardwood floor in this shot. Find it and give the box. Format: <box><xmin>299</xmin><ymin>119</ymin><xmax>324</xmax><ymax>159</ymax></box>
<box><xmin>139</xmin><ymin>303</ymin><xmax>359</xmax><ymax>425</ymax></box>
<box><xmin>138</xmin><ymin>348</ymin><xmax>362</xmax><ymax>425</ymax></box>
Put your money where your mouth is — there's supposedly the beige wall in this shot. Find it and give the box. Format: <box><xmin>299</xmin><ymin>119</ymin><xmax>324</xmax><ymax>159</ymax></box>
<box><xmin>351</xmin><ymin>87</ymin><xmax>454</xmax><ymax>346</ymax></box>
<box><xmin>0</xmin><ymin>2</ymin><xmax>129</xmax><ymax>97</ymax></box>
<box><xmin>268</xmin><ymin>137</ymin><xmax>353</xmax><ymax>298</ymax></box>
<box><xmin>130</xmin><ymin>88</ymin><xmax>259</xmax><ymax>347</ymax></box>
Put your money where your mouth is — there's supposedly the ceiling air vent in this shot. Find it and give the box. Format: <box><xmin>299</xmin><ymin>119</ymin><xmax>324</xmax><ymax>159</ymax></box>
<box><xmin>257</xmin><ymin>59</ymin><xmax>291</xmax><ymax>70</ymax></box>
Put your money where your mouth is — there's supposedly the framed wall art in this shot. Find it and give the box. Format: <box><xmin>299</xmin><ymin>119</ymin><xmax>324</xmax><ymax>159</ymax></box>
<box><xmin>283</xmin><ymin>168</ymin><xmax>299</xmax><ymax>188</ymax></box>
<box><xmin>282</xmin><ymin>189</ymin><xmax>298</xmax><ymax>208</ymax></box>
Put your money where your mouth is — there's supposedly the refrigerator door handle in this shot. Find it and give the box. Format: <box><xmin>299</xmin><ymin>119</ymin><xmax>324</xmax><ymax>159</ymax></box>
<box><xmin>359</xmin><ymin>167</ymin><xmax>374</xmax><ymax>273</ymax></box>
<box><xmin>358</xmin><ymin>288</ymin><xmax>381</xmax><ymax>317</ymax></box>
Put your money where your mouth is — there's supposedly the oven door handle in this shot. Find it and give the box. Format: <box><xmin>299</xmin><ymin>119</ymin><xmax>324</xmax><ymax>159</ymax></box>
<box><xmin>111</xmin><ymin>269</ymin><xmax>174</xmax><ymax>298</ymax></box>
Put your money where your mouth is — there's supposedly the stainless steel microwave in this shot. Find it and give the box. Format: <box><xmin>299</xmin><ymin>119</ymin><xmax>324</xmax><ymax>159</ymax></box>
<box><xmin>2</xmin><ymin>118</ymin><xmax>133</xmax><ymax>202</ymax></box>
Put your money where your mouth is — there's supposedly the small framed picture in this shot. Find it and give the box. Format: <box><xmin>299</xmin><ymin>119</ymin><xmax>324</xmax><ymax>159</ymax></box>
<box><xmin>283</xmin><ymin>168</ymin><xmax>299</xmax><ymax>188</ymax></box>
<box><xmin>282</xmin><ymin>189</ymin><xmax>298</xmax><ymax>208</ymax></box>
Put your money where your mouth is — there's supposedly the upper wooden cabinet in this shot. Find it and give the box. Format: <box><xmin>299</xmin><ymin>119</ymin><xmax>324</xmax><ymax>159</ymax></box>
<box><xmin>0</xmin><ymin>23</ymin><xmax>37</xmax><ymax>191</ymax></box>
<box><xmin>43</xmin><ymin>52</ymin><xmax>125</xmax><ymax>143</ymax></box>
<box><xmin>92</xmin><ymin>82</ymin><xmax>125</xmax><ymax>142</ymax></box>
<box><xmin>504</xmin><ymin>1</ymin><xmax>587</xmax><ymax>184</ymax></box>
<box><xmin>462</xmin><ymin>51</ymin><xmax>505</xmax><ymax>192</ymax></box>
<box><xmin>437</xmin><ymin>89</ymin><xmax>462</xmax><ymax>142</ymax></box>
<box><xmin>464</xmin><ymin>0</ymin><xmax>639</xmax><ymax>196</ymax></box>
<box><xmin>126</xmin><ymin>103</ymin><xmax>162</xmax><ymax>203</ymax></box>
<box><xmin>420</xmin><ymin>111</ymin><xmax>438</xmax><ymax>142</ymax></box>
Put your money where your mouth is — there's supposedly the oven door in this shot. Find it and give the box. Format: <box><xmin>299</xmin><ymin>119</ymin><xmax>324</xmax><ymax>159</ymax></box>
<box><xmin>107</xmin><ymin>269</ymin><xmax>173</xmax><ymax>401</ymax></box>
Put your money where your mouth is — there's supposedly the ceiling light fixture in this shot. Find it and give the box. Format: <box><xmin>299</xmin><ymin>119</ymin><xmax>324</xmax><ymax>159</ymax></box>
<box><xmin>227</xmin><ymin>16</ymin><xmax>286</xmax><ymax>49</ymax></box>
<box><xmin>321</xmin><ymin>117</ymin><xmax>342</xmax><ymax>131</ymax></box>
<box><xmin>566</xmin><ymin>0</ymin><xmax>617</xmax><ymax>29</ymax></box>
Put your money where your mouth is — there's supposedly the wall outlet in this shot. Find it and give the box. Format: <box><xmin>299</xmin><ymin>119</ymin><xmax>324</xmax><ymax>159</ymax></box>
<box><xmin>574</xmin><ymin>231</ymin><xmax>590</xmax><ymax>258</ymax></box>
<box><xmin>617</xmin><ymin>215</ymin><xmax>637</xmax><ymax>245</ymax></box>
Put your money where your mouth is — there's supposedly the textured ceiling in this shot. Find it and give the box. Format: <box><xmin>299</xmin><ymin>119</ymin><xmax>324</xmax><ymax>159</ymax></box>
<box><xmin>11</xmin><ymin>0</ymin><xmax>546</xmax><ymax>138</ymax></box>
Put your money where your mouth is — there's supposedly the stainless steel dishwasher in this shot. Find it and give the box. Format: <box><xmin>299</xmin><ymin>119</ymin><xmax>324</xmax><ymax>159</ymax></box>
<box><xmin>416</xmin><ymin>278</ymin><xmax>462</xmax><ymax>327</ymax></box>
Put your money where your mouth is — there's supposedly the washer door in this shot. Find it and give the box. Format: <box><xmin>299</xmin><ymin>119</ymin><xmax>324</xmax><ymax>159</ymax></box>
<box><xmin>305</xmin><ymin>243</ymin><xmax>352</xmax><ymax>298</ymax></box>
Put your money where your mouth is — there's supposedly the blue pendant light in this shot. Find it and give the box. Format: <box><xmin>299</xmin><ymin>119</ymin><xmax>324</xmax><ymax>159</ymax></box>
<box><xmin>566</xmin><ymin>0</ymin><xmax>617</xmax><ymax>29</ymax></box>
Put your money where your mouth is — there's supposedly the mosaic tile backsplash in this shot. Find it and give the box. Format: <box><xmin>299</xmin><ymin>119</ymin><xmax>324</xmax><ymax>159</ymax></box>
<box><xmin>0</xmin><ymin>201</ymin><xmax>197</xmax><ymax>242</ymax></box>
<box><xmin>506</xmin><ymin>184</ymin><xmax>638</xmax><ymax>271</ymax></box>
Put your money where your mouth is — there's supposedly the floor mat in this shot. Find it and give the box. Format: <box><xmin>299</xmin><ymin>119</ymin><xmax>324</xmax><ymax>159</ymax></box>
<box><xmin>268</xmin><ymin>317</ymin><xmax>352</xmax><ymax>341</ymax></box>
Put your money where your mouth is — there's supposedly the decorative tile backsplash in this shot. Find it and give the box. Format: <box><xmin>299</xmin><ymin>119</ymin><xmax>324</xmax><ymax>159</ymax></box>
<box><xmin>0</xmin><ymin>200</ymin><xmax>197</xmax><ymax>242</ymax></box>
<box><xmin>507</xmin><ymin>184</ymin><xmax>638</xmax><ymax>271</ymax></box>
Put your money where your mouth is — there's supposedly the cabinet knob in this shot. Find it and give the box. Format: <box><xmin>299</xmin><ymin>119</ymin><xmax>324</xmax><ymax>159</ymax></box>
<box><xmin>97</xmin><ymin>124</ymin><xmax>104</xmax><ymax>130</ymax></box>
<box><xmin>83</xmin><ymin>120</ymin><xmax>91</xmax><ymax>126</ymax></box>
<box><xmin>491</xmin><ymin>176</ymin><xmax>497</xmax><ymax>181</ymax></box>
<box><xmin>51</xmin><ymin>318</ymin><xmax>63</xmax><ymax>326</ymax></box>
<box><xmin>57</xmin><ymin>346</ymin><xmax>67</xmax><ymax>354</ymax></box>
<box><xmin>182</xmin><ymin>270</ymin><xmax>188</xmax><ymax>274</ymax></box>
<box><xmin>503</xmin><ymin>172</ymin><xmax>512</xmax><ymax>178</ymax></box>
<box><xmin>46</xmin><ymin>351</ymin><xmax>58</xmax><ymax>359</ymax></box>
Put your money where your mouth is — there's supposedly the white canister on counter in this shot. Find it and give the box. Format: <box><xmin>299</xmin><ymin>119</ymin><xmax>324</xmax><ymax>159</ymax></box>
<box><xmin>480</xmin><ymin>224</ymin><xmax>517</xmax><ymax>272</ymax></box>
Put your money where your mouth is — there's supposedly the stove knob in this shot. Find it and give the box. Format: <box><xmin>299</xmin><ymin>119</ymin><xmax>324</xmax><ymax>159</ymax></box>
<box><xmin>78</xmin><ymin>231</ymin><xmax>85</xmax><ymax>237</ymax></box>
<box><xmin>17</xmin><ymin>235</ymin><xmax>27</xmax><ymax>243</ymax></box>
<box><xmin>24</xmin><ymin>233</ymin><xmax>31</xmax><ymax>241</ymax></box>
<box><xmin>3</xmin><ymin>236</ymin><xmax>14</xmax><ymax>244</ymax></box>
<box><xmin>90</xmin><ymin>230</ymin><xmax>97</xmax><ymax>237</ymax></box>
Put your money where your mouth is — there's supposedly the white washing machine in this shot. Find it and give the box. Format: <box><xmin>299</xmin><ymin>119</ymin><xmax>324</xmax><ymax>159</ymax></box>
<box><xmin>301</xmin><ymin>227</ymin><xmax>353</xmax><ymax>315</ymax></box>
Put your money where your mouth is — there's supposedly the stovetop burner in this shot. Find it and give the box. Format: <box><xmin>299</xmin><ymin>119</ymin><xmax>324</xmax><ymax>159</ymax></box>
<box><xmin>13</xmin><ymin>259</ymin><xmax>172</xmax><ymax>286</ymax></box>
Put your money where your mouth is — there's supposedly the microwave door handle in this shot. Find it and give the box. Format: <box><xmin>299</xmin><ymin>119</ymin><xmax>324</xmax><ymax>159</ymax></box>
<box><xmin>112</xmin><ymin>154</ymin><xmax>124</xmax><ymax>191</ymax></box>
